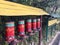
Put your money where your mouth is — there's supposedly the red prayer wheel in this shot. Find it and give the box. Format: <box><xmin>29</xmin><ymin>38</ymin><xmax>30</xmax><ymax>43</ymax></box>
<box><xmin>37</xmin><ymin>18</ymin><xmax>41</xmax><ymax>31</ymax></box>
<box><xmin>26</xmin><ymin>19</ymin><xmax>32</xmax><ymax>33</ymax></box>
<box><xmin>5</xmin><ymin>22</ymin><xmax>15</xmax><ymax>42</ymax></box>
<box><xmin>32</xmin><ymin>19</ymin><xmax>37</xmax><ymax>31</ymax></box>
<box><xmin>18</xmin><ymin>20</ymin><xmax>25</xmax><ymax>37</ymax></box>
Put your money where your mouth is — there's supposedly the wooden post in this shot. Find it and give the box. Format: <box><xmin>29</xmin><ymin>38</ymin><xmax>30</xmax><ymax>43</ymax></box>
<box><xmin>46</xmin><ymin>18</ymin><xmax>48</xmax><ymax>41</ymax></box>
<box><xmin>51</xmin><ymin>26</ymin><xmax>52</xmax><ymax>36</ymax></box>
<box><xmin>39</xmin><ymin>16</ymin><xmax>42</xmax><ymax>45</ymax></box>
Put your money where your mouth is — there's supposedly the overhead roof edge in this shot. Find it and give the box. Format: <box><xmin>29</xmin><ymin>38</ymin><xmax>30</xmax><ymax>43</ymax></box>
<box><xmin>48</xmin><ymin>19</ymin><xmax>57</xmax><ymax>26</ymax></box>
<box><xmin>0</xmin><ymin>0</ymin><xmax>49</xmax><ymax>16</ymax></box>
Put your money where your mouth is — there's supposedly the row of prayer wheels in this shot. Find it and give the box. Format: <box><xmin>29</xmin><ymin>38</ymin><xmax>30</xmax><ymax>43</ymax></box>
<box><xmin>4</xmin><ymin>18</ymin><xmax>41</xmax><ymax>44</ymax></box>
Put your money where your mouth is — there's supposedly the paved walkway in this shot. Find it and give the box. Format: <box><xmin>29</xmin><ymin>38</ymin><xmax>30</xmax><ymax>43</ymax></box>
<box><xmin>49</xmin><ymin>32</ymin><xmax>60</xmax><ymax>45</ymax></box>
